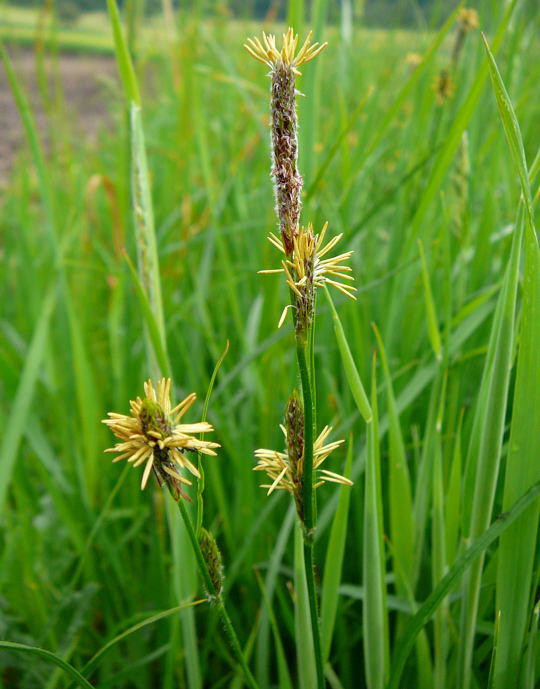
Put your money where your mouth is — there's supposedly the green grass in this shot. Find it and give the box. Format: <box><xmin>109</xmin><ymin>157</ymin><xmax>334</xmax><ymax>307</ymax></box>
<box><xmin>0</xmin><ymin>6</ymin><xmax>115</xmax><ymax>54</ymax></box>
<box><xmin>0</xmin><ymin>4</ymin><xmax>182</xmax><ymax>55</ymax></box>
<box><xmin>0</xmin><ymin>1</ymin><xmax>539</xmax><ymax>688</ymax></box>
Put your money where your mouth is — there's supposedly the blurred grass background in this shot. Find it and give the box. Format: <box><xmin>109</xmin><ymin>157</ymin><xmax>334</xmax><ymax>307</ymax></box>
<box><xmin>0</xmin><ymin>0</ymin><xmax>539</xmax><ymax>687</ymax></box>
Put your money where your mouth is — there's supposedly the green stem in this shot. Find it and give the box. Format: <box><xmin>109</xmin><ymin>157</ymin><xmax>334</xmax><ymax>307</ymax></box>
<box><xmin>297</xmin><ymin>341</ymin><xmax>314</xmax><ymax>534</ymax></box>
<box><xmin>304</xmin><ymin>539</ymin><xmax>325</xmax><ymax>688</ymax></box>
<box><xmin>175</xmin><ymin>496</ymin><xmax>260</xmax><ymax>689</ymax></box>
<box><xmin>296</xmin><ymin>340</ymin><xmax>326</xmax><ymax>689</ymax></box>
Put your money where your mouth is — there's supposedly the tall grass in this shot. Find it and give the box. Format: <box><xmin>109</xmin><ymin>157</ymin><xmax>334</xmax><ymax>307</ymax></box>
<box><xmin>0</xmin><ymin>1</ymin><xmax>538</xmax><ymax>687</ymax></box>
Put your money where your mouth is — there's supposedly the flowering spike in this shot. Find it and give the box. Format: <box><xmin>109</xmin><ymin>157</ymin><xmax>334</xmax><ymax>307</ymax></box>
<box><xmin>254</xmin><ymin>392</ymin><xmax>351</xmax><ymax>527</ymax></box>
<box><xmin>261</xmin><ymin>221</ymin><xmax>356</xmax><ymax>335</ymax></box>
<box><xmin>244</xmin><ymin>27</ymin><xmax>327</xmax><ymax>256</ymax></box>
<box><xmin>103</xmin><ymin>378</ymin><xmax>220</xmax><ymax>499</ymax></box>
<box><xmin>244</xmin><ymin>27</ymin><xmax>327</xmax><ymax>73</ymax></box>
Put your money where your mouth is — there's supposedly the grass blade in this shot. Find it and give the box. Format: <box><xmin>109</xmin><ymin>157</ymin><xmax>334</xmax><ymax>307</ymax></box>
<box><xmin>0</xmin><ymin>42</ymin><xmax>56</xmax><ymax>240</ymax></box>
<box><xmin>362</xmin><ymin>2</ymin><xmax>463</xmax><ymax>163</ymax></box>
<box><xmin>458</xmin><ymin>188</ymin><xmax>522</xmax><ymax>689</ymax></box>
<box><xmin>417</xmin><ymin>240</ymin><xmax>442</xmax><ymax>361</ymax></box>
<box><xmin>78</xmin><ymin>600</ymin><xmax>204</xmax><ymax>680</ymax></box>
<box><xmin>108</xmin><ymin>0</ymin><xmax>166</xmax><ymax>371</ymax></box>
<box><xmin>481</xmin><ymin>34</ymin><xmax>535</xmax><ymax>227</ymax></box>
<box><xmin>254</xmin><ymin>569</ymin><xmax>294</xmax><ymax>689</ymax></box>
<box><xmin>404</xmin><ymin>0</ymin><xmax>517</xmax><ymax>254</ymax></box>
<box><xmin>320</xmin><ymin>440</ymin><xmax>353</xmax><ymax>661</ymax></box>
<box><xmin>481</xmin><ymin>34</ymin><xmax>540</xmax><ymax>689</ymax></box>
<box><xmin>0</xmin><ymin>642</ymin><xmax>95</xmax><ymax>689</ymax></box>
<box><xmin>523</xmin><ymin>601</ymin><xmax>540</xmax><ymax>689</ymax></box>
<box><xmin>388</xmin><ymin>480</ymin><xmax>540</xmax><ymax>689</ymax></box>
<box><xmin>372</xmin><ymin>323</ymin><xmax>415</xmax><ymax>591</ymax></box>
<box><xmin>106</xmin><ymin>0</ymin><xmax>140</xmax><ymax>105</ymax></box>
<box><xmin>287</xmin><ymin>0</ymin><xmax>304</xmax><ymax>35</ymax></box>
<box><xmin>0</xmin><ymin>283</ymin><xmax>58</xmax><ymax>514</ymax></box>
<box><xmin>294</xmin><ymin>521</ymin><xmax>317</xmax><ymax>689</ymax></box>
<box><xmin>363</xmin><ymin>353</ymin><xmax>389</xmax><ymax>689</ymax></box>
<box><xmin>324</xmin><ymin>287</ymin><xmax>372</xmax><ymax>423</ymax></box>
<box><xmin>256</xmin><ymin>505</ymin><xmax>295</xmax><ymax>687</ymax></box>
<box><xmin>122</xmin><ymin>250</ymin><xmax>172</xmax><ymax>378</ymax></box>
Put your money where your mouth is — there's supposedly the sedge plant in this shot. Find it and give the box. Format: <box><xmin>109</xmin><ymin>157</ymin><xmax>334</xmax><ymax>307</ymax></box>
<box><xmin>245</xmin><ymin>28</ymin><xmax>357</xmax><ymax>688</ymax></box>
<box><xmin>1</xmin><ymin>3</ymin><xmax>540</xmax><ymax>689</ymax></box>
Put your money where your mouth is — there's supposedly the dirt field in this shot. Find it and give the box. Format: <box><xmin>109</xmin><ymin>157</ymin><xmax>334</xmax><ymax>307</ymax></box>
<box><xmin>0</xmin><ymin>47</ymin><xmax>117</xmax><ymax>179</ymax></box>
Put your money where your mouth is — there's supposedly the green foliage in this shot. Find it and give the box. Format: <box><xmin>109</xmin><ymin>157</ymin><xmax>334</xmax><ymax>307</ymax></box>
<box><xmin>0</xmin><ymin>1</ymin><xmax>539</xmax><ymax>688</ymax></box>
<box><xmin>56</xmin><ymin>0</ymin><xmax>82</xmax><ymax>25</ymax></box>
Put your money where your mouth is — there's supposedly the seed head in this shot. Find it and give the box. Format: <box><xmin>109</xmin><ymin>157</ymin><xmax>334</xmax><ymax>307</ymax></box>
<box><xmin>102</xmin><ymin>378</ymin><xmax>219</xmax><ymax>498</ymax></box>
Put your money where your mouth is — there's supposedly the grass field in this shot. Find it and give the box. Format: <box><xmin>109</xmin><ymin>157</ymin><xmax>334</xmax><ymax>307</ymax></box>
<box><xmin>0</xmin><ymin>1</ymin><xmax>539</xmax><ymax>688</ymax></box>
<box><xmin>0</xmin><ymin>5</ymin><xmax>114</xmax><ymax>53</ymax></box>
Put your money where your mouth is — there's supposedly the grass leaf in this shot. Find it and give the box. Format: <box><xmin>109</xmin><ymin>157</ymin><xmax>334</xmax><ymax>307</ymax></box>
<box><xmin>388</xmin><ymin>480</ymin><xmax>540</xmax><ymax>689</ymax></box>
<box><xmin>320</xmin><ymin>439</ymin><xmax>353</xmax><ymax>661</ymax></box>
<box><xmin>363</xmin><ymin>353</ymin><xmax>389</xmax><ymax>688</ymax></box>
<box><xmin>324</xmin><ymin>287</ymin><xmax>372</xmax><ymax>423</ymax></box>
<box><xmin>482</xmin><ymin>34</ymin><xmax>540</xmax><ymax>689</ymax></box>
<box><xmin>0</xmin><ymin>641</ymin><xmax>95</xmax><ymax>689</ymax></box>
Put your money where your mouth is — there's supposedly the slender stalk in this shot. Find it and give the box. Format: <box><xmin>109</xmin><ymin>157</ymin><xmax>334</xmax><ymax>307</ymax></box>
<box><xmin>175</xmin><ymin>496</ymin><xmax>260</xmax><ymax>689</ymax></box>
<box><xmin>297</xmin><ymin>341</ymin><xmax>314</xmax><ymax>535</ymax></box>
<box><xmin>303</xmin><ymin>540</ymin><xmax>325</xmax><ymax>689</ymax></box>
<box><xmin>296</xmin><ymin>340</ymin><xmax>325</xmax><ymax>689</ymax></box>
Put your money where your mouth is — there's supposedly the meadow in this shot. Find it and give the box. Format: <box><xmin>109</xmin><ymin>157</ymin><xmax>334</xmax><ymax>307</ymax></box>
<box><xmin>0</xmin><ymin>1</ymin><xmax>539</xmax><ymax>688</ymax></box>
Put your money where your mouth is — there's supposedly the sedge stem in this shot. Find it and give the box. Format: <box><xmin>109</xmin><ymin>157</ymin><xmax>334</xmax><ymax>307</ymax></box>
<box><xmin>175</xmin><ymin>496</ymin><xmax>260</xmax><ymax>689</ymax></box>
<box><xmin>296</xmin><ymin>339</ymin><xmax>326</xmax><ymax>689</ymax></box>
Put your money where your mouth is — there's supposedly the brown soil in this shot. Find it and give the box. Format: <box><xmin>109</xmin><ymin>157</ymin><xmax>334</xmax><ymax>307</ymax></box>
<box><xmin>0</xmin><ymin>47</ymin><xmax>117</xmax><ymax>179</ymax></box>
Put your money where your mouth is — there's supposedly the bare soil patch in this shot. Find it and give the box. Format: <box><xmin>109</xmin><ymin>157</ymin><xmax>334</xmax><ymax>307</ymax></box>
<box><xmin>0</xmin><ymin>47</ymin><xmax>117</xmax><ymax>179</ymax></box>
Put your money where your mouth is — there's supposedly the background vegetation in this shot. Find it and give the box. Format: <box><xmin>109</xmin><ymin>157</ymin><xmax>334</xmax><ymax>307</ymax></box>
<box><xmin>0</xmin><ymin>1</ymin><xmax>538</xmax><ymax>688</ymax></box>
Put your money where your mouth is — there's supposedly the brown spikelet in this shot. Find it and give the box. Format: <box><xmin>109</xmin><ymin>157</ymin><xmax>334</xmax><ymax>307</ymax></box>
<box><xmin>244</xmin><ymin>29</ymin><xmax>327</xmax><ymax>256</ymax></box>
<box><xmin>199</xmin><ymin>528</ymin><xmax>224</xmax><ymax>597</ymax></box>
<box><xmin>271</xmin><ymin>62</ymin><xmax>302</xmax><ymax>255</ymax></box>
<box><xmin>285</xmin><ymin>390</ymin><xmax>306</xmax><ymax>523</ymax></box>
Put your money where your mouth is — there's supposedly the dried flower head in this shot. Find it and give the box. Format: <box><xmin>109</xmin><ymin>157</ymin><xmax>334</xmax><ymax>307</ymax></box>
<box><xmin>260</xmin><ymin>221</ymin><xmax>356</xmax><ymax>334</ymax></box>
<box><xmin>433</xmin><ymin>69</ymin><xmax>455</xmax><ymax>105</ymax></box>
<box><xmin>458</xmin><ymin>8</ymin><xmax>479</xmax><ymax>33</ymax></box>
<box><xmin>244</xmin><ymin>27</ymin><xmax>327</xmax><ymax>76</ymax></box>
<box><xmin>103</xmin><ymin>378</ymin><xmax>219</xmax><ymax>497</ymax></box>
<box><xmin>254</xmin><ymin>396</ymin><xmax>352</xmax><ymax>522</ymax></box>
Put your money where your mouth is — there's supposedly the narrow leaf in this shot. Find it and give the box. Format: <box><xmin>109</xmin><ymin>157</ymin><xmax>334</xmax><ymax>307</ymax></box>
<box><xmin>417</xmin><ymin>240</ymin><xmax>442</xmax><ymax>361</ymax></box>
<box><xmin>324</xmin><ymin>287</ymin><xmax>372</xmax><ymax>423</ymax></box>
<box><xmin>107</xmin><ymin>0</ymin><xmax>140</xmax><ymax>104</ymax></box>
<box><xmin>388</xmin><ymin>481</ymin><xmax>540</xmax><ymax>689</ymax></box>
<box><xmin>0</xmin><ymin>642</ymin><xmax>95</xmax><ymax>689</ymax></box>
<box><xmin>321</xmin><ymin>440</ymin><xmax>353</xmax><ymax>661</ymax></box>
<box><xmin>363</xmin><ymin>354</ymin><xmax>389</xmax><ymax>689</ymax></box>
<box><xmin>294</xmin><ymin>522</ymin><xmax>317</xmax><ymax>689</ymax></box>
<box><xmin>482</xmin><ymin>35</ymin><xmax>540</xmax><ymax>689</ymax></box>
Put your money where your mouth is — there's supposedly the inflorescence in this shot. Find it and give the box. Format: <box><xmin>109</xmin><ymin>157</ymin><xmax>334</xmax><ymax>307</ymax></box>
<box><xmin>254</xmin><ymin>391</ymin><xmax>352</xmax><ymax>525</ymax></box>
<box><xmin>103</xmin><ymin>378</ymin><xmax>219</xmax><ymax>499</ymax></box>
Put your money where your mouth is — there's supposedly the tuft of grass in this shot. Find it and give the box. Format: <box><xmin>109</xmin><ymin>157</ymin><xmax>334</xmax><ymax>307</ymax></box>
<box><xmin>0</xmin><ymin>1</ymin><xmax>539</xmax><ymax>687</ymax></box>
